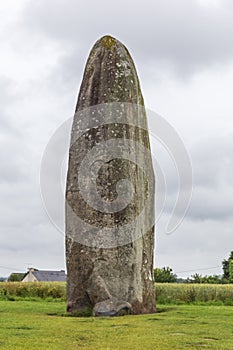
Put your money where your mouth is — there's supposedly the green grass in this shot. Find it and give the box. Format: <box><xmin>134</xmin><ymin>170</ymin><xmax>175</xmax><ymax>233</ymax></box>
<box><xmin>0</xmin><ymin>282</ymin><xmax>66</xmax><ymax>300</ymax></box>
<box><xmin>2</xmin><ymin>282</ymin><xmax>233</xmax><ymax>305</ymax></box>
<box><xmin>155</xmin><ymin>283</ymin><xmax>233</xmax><ymax>305</ymax></box>
<box><xmin>0</xmin><ymin>300</ymin><xmax>232</xmax><ymax>349</ymax></box>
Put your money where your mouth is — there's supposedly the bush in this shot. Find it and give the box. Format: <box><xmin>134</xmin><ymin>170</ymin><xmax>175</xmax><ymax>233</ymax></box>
<box><xmin>154</xmin><ymin>267</ymin><xmax>176</xmax><ymax>283</ymax></box>
<box><xmin>1</xmin><ymin>282</ymin><xmax>233</xmax><ymax>306</ymax></box>
<box><xmin>0</xmin><ymin>282</ymin><xmax>66</xmax><ymax>301</ymax></box>
<box><xmin>155</xmin><ymin>283</ymin><xmax>233</xmax><ymax>304</ymax></box>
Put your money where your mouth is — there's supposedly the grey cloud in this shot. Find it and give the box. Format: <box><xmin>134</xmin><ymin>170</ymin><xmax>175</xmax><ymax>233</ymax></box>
<box><xmin>154</xmin><ymin>134</ymin><xmax>233</xmax><ymax>222</ymax></box>
<box><xmin>189</xmin><ymin>187</ymin><xmax>233</xmax><ymax>220</ymax></box>
<box><xmin>0</xmin><ymin>159</ymin><xmax>27</xmax><ymax>184</ymax></box>
<box><xmin>21</xmin><ymin>0</ymin><xmax>233</xmax><ymax>77</ymax></box>
<box><xmin>192</xmin><ymin>135</ymin><xmax>233</xmax><ymax>188</ymax></box>
<box><xmin>0</xmin><ymin>78</ymin><xmax>29</xmax><ymax>184</ymax></box>
<box><xmin>0</xmin><ymin>223</ymin><xmax>65</xmax><ymax>276</ymax></box>
<box><xmin>155</xmin><ymin>214</ymin><xmax>232</xmax><ymax>277</ymax></box>
<box><xmin>180</xmin><ymin>135</ymin><xmax>233</xmax><ymax>221</ymax></box>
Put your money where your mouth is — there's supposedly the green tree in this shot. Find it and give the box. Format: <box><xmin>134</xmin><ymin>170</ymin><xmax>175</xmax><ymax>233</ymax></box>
<box><xmin>222</xmin><ymin>251</ymin><xmax>233</xmax><ymax>281</ymax></box>
<box><xmin>229</xmin><ymin>260</ymin><xmax>233</xmax><ymax>283</ymax></box>
<box><xmin>154</xmin><ymin>267</ymin><xmax>176</xmax><ymax>283</ymax></box>
<box><xmin>7</xmin><ymin>273</ymin><xmax>26</xmax><ymax>282</ymax></box>
<box><xmin>204</xmin><ymin>275</ymin><xmax>223</xmax><ymax>284</ymax></box>
<box><xmin>189</xmin><ymin>274</ymin><xmax>223</xmax><ymax>284</ymax></box>
<box><xmin>190</xmin><ymin>273</ymin><xmax>203</xmax><ymax>283</ymax></box>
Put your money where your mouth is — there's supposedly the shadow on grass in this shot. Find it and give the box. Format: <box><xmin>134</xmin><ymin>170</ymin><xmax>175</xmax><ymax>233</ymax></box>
<box><xmin>156</xmin><ymin>306</ymin><xmax>177</xmax><ymax>313</ymax></box>
<box><xmin>47</xmin><ymin>306</ymin><xmax>176</xmax><ymax>318</ymax></box>
<box><xmin>47</xmin><ymin>309</ymin><xmax>92</xmax><ymax>318</ymax></box>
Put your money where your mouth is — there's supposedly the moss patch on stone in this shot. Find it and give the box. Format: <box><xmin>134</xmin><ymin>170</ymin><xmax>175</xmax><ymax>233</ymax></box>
<box><xmin>99</xmin><ymin>35</ymin><xmax>116</xmax><ymax>49</ymax></box>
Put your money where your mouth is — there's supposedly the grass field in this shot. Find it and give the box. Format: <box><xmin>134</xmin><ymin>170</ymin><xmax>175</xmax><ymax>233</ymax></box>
<box><xmin>156</xmin><ymin>283</ymin><xmax>233</xmax><ymax>305</ymax></box>
<box><xmin>0</xmin><ymin>300</ymin><xmax>233</xmax><ymax>349</ymax></box>
<box><xmin>1</xmin><ymin>282</ymin><xmax>233</xmax><ymax>305</ymax></box>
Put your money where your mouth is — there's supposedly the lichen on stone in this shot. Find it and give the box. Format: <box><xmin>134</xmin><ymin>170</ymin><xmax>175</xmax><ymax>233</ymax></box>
<box><xmin>99</xmin><ymin>35</ymin><xmax>117</xmax><ymax>50</ymax></box>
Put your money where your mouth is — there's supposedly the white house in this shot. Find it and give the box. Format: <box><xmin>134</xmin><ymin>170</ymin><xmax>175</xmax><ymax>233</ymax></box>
<box><xmin>22</xmin><ymin>268</ymin><xmax>66</xmax><ymax>282</ymax></box>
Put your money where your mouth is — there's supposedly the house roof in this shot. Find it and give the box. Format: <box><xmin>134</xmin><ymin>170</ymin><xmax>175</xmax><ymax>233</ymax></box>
<box><xmin>32</xmin><ymin>270</ymin><xmax>66</xmax><ymax>282</ymax></box>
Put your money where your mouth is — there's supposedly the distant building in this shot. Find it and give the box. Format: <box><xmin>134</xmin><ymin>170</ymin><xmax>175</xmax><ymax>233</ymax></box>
<box><xmin>22</xmin><ymin>268</ymin><xmax>66</xmax><ymax>282</ymax></box>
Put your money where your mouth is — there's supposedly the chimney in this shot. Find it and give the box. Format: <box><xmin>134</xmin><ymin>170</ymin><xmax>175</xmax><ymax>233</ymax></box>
<box><xmin>28</xmin><ymin>267</ymin><xmax>35</xmax><ymax>272</ymax></box>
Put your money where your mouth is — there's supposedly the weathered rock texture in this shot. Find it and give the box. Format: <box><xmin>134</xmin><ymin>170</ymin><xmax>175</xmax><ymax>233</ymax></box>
<box><xmin>93</xmin><ymin>297</ymin><xmax>132</xmax><ymax>317</ymax></box>
<box><xmin>66</xmin><ymin>35</ymin><xmax>155</xmax><ymax>315</ymax></box>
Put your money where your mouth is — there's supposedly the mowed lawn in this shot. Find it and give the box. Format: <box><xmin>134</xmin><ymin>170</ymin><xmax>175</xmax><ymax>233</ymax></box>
<box><xmin>0</xmin><ymin>301</ymin><xmax>232</xmax><ymax>350</ymax></box>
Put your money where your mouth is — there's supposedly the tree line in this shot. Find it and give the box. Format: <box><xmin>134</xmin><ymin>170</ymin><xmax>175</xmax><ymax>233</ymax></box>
<box><xmin>154</xmin><ymin>251</ymin><xmax>233</xmax><ymax>284</ymax></box>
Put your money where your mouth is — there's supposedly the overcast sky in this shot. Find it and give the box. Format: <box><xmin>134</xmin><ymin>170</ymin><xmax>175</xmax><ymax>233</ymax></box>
<box><xmin>1</xmin><ymin>0</ymin><xmax>233</xmax><ymax>278</ymax></box>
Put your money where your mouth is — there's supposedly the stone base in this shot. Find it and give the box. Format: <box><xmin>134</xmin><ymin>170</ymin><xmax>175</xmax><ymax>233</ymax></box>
<box><xmin>93</xmin><ymin>297</ymin><xmax>132</xmax><ymax>317</ymax></box>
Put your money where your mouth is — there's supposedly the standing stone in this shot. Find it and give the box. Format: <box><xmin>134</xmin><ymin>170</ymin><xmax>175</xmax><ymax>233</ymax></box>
<box><xmin>66</xmin><ymin>35</ymin><xmax>155</xmax><ymax>315</ymax></box>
